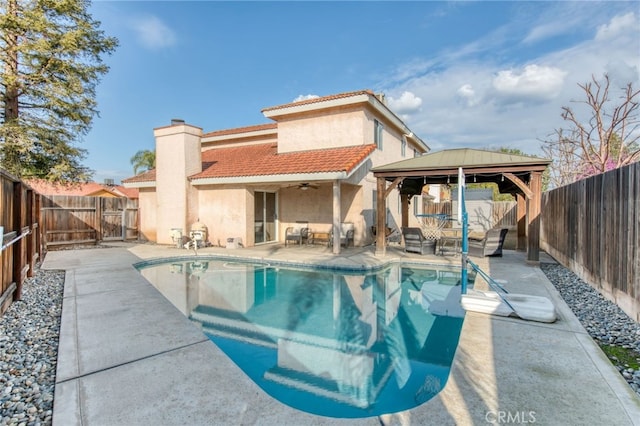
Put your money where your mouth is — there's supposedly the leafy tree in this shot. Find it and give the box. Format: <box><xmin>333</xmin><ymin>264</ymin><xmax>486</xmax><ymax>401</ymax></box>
<box><xmin>0</xmin><ymin>0</ymin><xmax>118</xmax><ymax>182</ymax></box>
<box><xmin>467</xmin><ymin>147</ymin><xmax>549</xmax><ymax>200</ymax></box>
<box><xmin>130</xmin><ymin>149</ymin><xmax>155</xmax><ymax>175</ymax></box>
<box><xmin>542</xmin><ymin>74</ymin><xmax>639</xmax><ymax>187</ymax></box>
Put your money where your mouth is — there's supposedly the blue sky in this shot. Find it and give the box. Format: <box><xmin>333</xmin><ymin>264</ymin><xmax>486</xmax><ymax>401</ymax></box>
<box><xmin>86</xmin><ymin>1</ymin><xmax>640</xmax><ymax>184</ymax></box>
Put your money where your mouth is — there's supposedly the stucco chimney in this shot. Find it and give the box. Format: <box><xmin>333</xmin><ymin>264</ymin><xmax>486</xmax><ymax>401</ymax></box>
<box><xmin>154</xmin><ymin>121</ymin><xmax>203</xmax><ymax>245</ymax></box>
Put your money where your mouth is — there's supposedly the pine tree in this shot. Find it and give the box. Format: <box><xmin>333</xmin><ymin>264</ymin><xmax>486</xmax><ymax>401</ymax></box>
<box><xmin>0</xmin><ymin>0</ymin><xmax>118</xmax><ymax>181</ymax></box>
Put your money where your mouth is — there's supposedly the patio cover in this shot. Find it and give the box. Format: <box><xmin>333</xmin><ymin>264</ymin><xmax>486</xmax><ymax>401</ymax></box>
<box><xmin>371</xmin><ymin>148</ymin><xmax>551</xmax><ymax>262</ymax></box>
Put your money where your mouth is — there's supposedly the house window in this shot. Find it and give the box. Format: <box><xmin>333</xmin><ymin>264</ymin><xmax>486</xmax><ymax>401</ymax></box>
<box><xmin>401</xmin><ymin>135</ymin><xmax>407</xmax><ymax>157</ymax></box>
<box><xmin>374</xmin><ymin>120</ymin><xmax>384</xmax><ymax>150</ymax></box>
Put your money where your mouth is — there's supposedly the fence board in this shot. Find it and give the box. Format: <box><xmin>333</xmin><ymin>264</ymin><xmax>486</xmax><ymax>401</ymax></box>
<box><xmin>40</xmin><ymin>195</ymin><xmax>138</xmax><ymax>249</ymax></box>
<box><xmin>0</xmin><ymin>171</ymin><xmax>41</xmax><ymax>315</ymax></box>
<box><xmin>541</xmin><ymin>162</ymin><xmax>640</xmax><ymax>321</ymax></box>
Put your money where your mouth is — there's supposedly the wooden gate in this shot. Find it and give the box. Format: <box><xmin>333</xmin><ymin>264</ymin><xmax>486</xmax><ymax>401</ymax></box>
<box><xmin>101</xmin><ymin>197</ymin><xmax>138</xmax><ymax>241</ymax></box>
<box><xmin>41</xmin><ymin>196</ymin><xmax>138</xmax><ymax>249</ymax></box>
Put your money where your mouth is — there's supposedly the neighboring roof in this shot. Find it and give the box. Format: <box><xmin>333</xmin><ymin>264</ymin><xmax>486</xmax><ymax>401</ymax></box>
<box><xmin>27</xmin><ymin>180</ymin><xmax>139</xmax><ymax>198</ymax></box>
<box><xmin>123</xmin><ymin>143</ymin><xmax>377</xmax><ymax>186</ymax></box>
<box><xmin>192</xmin><ymin>143</ymin><xmax>376</xmax><ymax>180</ymax></box>
<box><xmin>371</xmin><ymin>148</ymin><xmax>551</xmax><ymax>174</ymax></box>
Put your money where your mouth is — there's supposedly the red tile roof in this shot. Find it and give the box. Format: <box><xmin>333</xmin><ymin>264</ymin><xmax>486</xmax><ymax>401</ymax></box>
<box><xmin>202</xmin><ymin>123</ymin><xmax>277</xmax><ymax>138</ymax></box>
<box><xmin>261</xmin><ymin>89</ymin><xmax>375</xmax><ymax>113</ymax></box>
<box><xmin>27</xmin><ymin>180</ymin><xmax>138</xmax><ymax>198</ymax></box>
<box><xmin>123</xmin><ymin>169</ymin><xmax>156</xmax><ymax>184</ymax></box>
<box><xmin>124</xmin><ymin>143</ymin><xmax>376</xmax><ymax>184</ymax></box>
<box><xmin>192</xmin><ymin>143</ymin><xmax>376</xmax><ymax>180</ymax></box>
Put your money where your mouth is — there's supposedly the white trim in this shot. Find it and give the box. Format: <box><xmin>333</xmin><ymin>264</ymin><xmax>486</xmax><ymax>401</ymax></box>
<box><xmin>190</xmin><ymin>172</ymin><xmax>348</xmax><ymax>186</ymax></box>
<box><xmin>123</xmin><ymin>181</ymin><xmax>156</xmax><ymax>189</ymax></box>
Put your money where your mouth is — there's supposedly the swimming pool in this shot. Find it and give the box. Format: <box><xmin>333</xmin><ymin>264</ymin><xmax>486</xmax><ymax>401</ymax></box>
<box><xmin>136</xmin><ymin>258</ymin><xmax>474</xmax><ymax>418</ymax></box>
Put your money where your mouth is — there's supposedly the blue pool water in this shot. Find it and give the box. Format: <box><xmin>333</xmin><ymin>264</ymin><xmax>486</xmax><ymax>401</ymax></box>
<box><xmin>136</xmin><ymin>258</ymin><xmax>474</xmax><ymax>418</ymax></box>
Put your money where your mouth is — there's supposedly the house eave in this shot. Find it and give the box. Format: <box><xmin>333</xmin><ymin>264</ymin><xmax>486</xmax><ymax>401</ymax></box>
<box><xmin>123</xmin><ymin>181</ymin><xmax>156</xmax><ymax>189</ymax></box>
<box><xmin>190</xmin><ymin>171</ymin><xmax>350</xmax><ymax>186</ymax></box>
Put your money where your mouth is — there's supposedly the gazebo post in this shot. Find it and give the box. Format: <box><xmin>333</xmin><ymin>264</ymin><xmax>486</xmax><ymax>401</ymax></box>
<box><xmin>516</xmin><ymin>193</ymin><xmax>527</xmax><ymax>251</ymax></box>
<box><xmin>526</xmin><ymin>171</ymin><xmax>543</xmax><ymax>263</ymax></box>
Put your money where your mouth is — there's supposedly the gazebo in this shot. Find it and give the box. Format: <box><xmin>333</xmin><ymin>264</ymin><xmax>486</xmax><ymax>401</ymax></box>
<box><xmin>371</xmin><ymin>148</ymin><xmax>551</xmax><ymax>262</ymax></box>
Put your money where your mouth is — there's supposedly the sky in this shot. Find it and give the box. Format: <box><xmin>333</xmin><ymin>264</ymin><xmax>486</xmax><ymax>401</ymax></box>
<box><xmin>84</xmin><ymin>1</ymin><xmax>640</xmax><ymax>184</ymax></box>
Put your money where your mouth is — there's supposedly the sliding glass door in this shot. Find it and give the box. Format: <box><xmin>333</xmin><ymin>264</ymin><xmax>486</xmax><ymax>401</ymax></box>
<box><xmin>254</xmin><ymin>191</ymin><xmax>276</xmax><ymax>244</ymax></box>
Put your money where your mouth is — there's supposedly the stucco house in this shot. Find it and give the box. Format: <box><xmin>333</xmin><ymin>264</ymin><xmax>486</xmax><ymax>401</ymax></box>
<box><xmin>123</xmin><ymin>90</ymin><xmax>429</xmax><ymax>251</ymax></box>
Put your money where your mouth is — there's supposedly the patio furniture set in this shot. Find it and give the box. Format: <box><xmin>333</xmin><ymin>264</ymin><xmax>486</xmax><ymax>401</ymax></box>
<box><xmin>284</xmin><ymin>221</ymin><xmax>354</xmax><ymax>247</ymax></box>
<box><xmin>401</xmin><ymin>227</ymin><xmax>509</xmax><ymax>257</ymax></box>
<box><xmin>284</xmin><ymin>220</ymin><xmax>508</xmax><ymax>258</ymax></box>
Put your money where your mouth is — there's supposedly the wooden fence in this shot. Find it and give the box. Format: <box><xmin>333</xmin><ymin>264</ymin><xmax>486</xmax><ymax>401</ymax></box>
<box><xmin>40</xmin><ymin>195</ymin><xmax>138</xmax><ymax>249</ymax></box>
<box><xmin>0</xmin><ymin>171</ymin><xmax>41</xmax><ymax>315</ymax></box>
<box><xmin>540</xmin><ymin>162</ymin><xmax>640</xmax><ymax>321</ymax></box>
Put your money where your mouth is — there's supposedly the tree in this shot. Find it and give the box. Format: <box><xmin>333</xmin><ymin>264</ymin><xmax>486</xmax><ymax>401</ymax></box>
<box><xmin>130</xmin><ymin>149</ymin><xmax>155</xmax><ymax>175</ymax></box>
<box><xmin>0</xmin><ymin>0</ymin><xmax>118</xmax><ymax>182</ymax></box>
<box><xmin>542</xmin><ymin>74</ymin><xmax>640</xmax><ymax>187</ymax></box>
<box><xmin>467</xmin><ymin>147</ymin><xmax>549</xmax><ymax>200</ymax></box>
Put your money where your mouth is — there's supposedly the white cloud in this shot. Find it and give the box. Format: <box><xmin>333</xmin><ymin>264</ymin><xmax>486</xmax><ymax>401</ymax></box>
<box><xmin>595</xmin><ymin>12</ymin><xmax>637</xmax><ymax>41</ymax></box>
<box><xmin>457</xmin><ymin>84</ymin><xmax>477</xmax><ymax>107</ymax></box>
<box><xmin>293</xmin><ymin>94</ymin><xmax>320</xmax><ymax>102</ymax></box>
<box><xmin>492</xmin><ymin>65</ymin><xmax>568</xmax><ymax>102</ymax></box>
<box><xmin>387</xmin><ymin>91</ymin><xmax>422</xmax><ymax>115</ymax></box>
<box><xmin>524</xmin><ymin>21</ymin><xmax>571</xmax><ymax>44</ymax></box>
<box><xmin>131</xmin><ymin>16</ymin><xmax>177</xmax><ymax>50</ymax></box>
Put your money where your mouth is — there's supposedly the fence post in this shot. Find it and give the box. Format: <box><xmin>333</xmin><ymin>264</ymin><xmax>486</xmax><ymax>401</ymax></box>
<box><xmin>96</xmin><ymin>197</ymin><xmax>103</xmax><ymax>243</ymax></box>
<box><xmin>13</xmin><ymin>181</ymin><xmax>24</xmax><ymax>300</ymax></box>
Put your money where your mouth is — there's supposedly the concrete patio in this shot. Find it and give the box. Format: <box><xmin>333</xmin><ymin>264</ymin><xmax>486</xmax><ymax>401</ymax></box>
<box><xmin>43</xmin><ymin>242</ymin><xmax>640</xmax><ymax>425</ymax></box>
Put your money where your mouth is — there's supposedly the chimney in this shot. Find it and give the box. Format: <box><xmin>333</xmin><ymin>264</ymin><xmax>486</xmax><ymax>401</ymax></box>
<box><xmin>171</xmin><ymin>118</ymin><xmax>185</xmax><ymax>126</ymax></box>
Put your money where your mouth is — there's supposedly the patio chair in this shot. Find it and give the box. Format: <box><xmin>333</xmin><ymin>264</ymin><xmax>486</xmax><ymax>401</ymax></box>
<box><xmin>468</xmin><ymin>228</ymin><xmax>508</xmax><ymax>257</ymax></box>
<box><xmin>285</xmin><ymin>221</ymin><xmax>309</xmax><ymax>246</ymax></box>
<box><xmin>401</xmin><ymin>227</ymin><xmax>436</xmax><ymax>255</ymax></box>
<box><xmin>329</xmin><ymin>222</ymin><xmax>355</xmax><ymax>247</ymax></box>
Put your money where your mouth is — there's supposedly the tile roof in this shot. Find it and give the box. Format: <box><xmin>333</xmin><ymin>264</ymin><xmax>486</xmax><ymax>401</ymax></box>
<box><xmin>261</xmin><ymin>89</ymin><xmax>375</xmax><ymax>113</ymax></box>
<box><xmin>123</xmin><ymin>169</ymin><xmax>156</xmax><ymax>184</ymax></box>
<box><xmin>202</xmin><ymin>123</ymin><xmax>277</xmax><ymax>138</ymax></box>
<box><xmin>26</xmin><ymin>179</ymin><xmax>139</xmax><ymax>198</ymax></box>
<box><xmin>192</xmin><ymin>143</ymin><xmax>376</xmax><ymax>180</ymax></box>
<box><xmin>122</xmin><ymin>144</ymin><xmax>376</xmax><ymax>185</ymax></box>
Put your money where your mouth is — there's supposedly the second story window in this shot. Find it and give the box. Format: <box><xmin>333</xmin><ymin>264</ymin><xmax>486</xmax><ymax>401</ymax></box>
<box><xmin>401</xmin><ymin>135</ymin><xmax>407</xmax><ymax>157</ymax></box>
<box><xmin>374</xmin><ymin>119</ymin><xmax>384</xmax><ymax>150</ymax></box>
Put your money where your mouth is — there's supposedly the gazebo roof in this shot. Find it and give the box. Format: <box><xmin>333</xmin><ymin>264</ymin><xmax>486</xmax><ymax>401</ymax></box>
<box><xmin>371</xmin><ymin>148</ymin><xmax>550</xmax><ymax>194</ymax></box>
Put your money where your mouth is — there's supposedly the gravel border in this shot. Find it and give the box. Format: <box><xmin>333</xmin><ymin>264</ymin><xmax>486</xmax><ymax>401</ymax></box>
<box><xmin>0</xmin><ymin>266</ymin><xmax>63</xmax><ymax>426</ymax></box>
<box><xmin>1</xmin><ymin>255</ymin><xmax>638</xmax><ymax>425</ymax></box>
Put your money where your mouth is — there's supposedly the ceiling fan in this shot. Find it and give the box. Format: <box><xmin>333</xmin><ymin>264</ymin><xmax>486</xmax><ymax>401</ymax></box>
<box><xmin>289</xmin><ymin>182</ymin><xmax>319</xmax><ymax>191</ymax></box>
